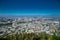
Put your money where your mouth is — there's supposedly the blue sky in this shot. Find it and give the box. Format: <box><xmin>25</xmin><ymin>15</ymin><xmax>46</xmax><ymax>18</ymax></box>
<box><xmin>0</xmin><ymin>0</ymin><xmax>60</xmax><ymax>16</ymax></box>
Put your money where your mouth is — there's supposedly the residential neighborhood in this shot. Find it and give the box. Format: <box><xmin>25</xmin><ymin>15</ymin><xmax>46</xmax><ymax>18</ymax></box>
<box><xmin>0</xmin><ymin>17</ymin><xmax>60</xmax><ymax>36</ymax></box>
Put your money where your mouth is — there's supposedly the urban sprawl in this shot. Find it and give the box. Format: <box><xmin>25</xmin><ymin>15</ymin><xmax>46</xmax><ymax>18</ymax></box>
<box><xmin>0</xmin><ymin>17</ymin><xmax>60</xmax><ymax>37</ymax></box>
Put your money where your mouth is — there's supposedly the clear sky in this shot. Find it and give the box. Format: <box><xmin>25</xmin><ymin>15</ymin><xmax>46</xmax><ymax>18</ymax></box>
<box><xmin>0</xmin><ymin>0</ymin><xmax>60</xmax><ymax>16</ymax></box>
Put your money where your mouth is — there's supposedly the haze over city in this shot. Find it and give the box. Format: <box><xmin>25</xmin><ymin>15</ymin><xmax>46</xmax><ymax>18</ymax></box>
<box><xmin>0</xmin><ymin>0</ymin><xmax>60</xmax><ymax>40</ymax></box>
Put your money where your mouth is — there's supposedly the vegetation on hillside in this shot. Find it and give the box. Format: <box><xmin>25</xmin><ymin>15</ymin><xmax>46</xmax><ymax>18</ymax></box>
<box><xmin>0</xmin><ymin>32</ymin><xmax>60</xmax><ymax>40</ymax></box>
